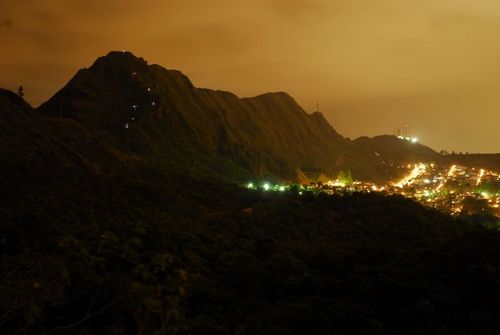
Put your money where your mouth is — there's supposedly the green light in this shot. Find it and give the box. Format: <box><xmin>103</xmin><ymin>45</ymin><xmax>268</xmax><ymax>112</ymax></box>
<box><xmin>263</xmin><ymin>183</ymin><xmax>270</xmax><ymax>191</ymax></box>
<box><xmin>279</xmin><ymin>186</ymin><xmax>286</xmax><ymax>192</ymax></box>
<box><xmin>247</xmin><ymin>183</ymin><xmax>254</xmax><ymax>189</ymax></box>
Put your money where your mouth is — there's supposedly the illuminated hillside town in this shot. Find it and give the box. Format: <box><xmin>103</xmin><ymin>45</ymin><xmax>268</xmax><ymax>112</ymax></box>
<box><xmin>247</xmin><ymin>163</ymin><xmax>500</xmax><ymax>218</ymax></box>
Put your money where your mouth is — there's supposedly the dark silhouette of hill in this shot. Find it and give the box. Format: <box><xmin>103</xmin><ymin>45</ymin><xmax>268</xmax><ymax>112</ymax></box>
<box><xmin>1</xmin><ymin>162</ymin><xmax>500</xmax><ymax>334</ymax></box>
<box><xmin>37</xmin><ymin>51</ymin><xmax>395</xmax><ymax>181</ymax></box>
<box><xmin>353</xmin><ymin>135</ymin><xmax>441</xmax><ymax>164</ymax></box>
<box><xmin>443</xmin><ymin>153</ymin><xmax>500</xmax><ymax>171</ymax></box>
<box><xmin>353</xmin><ymin>135</ymin><xmax>500</xmax><ymax>170</ymax></box>
<box><xmin>0</xmin><ymin>88</ymin><xmax>131</xmax><ymax>173</ymax></box>
<box><xmin>4</xmin><ymin>51</ymin><xmax>499</xmax><ymax>182</ymax></box>
<box><xmin>0</xmin><ymin>88</ymin><xmax>93</xmax><ymax>179</ymax></box>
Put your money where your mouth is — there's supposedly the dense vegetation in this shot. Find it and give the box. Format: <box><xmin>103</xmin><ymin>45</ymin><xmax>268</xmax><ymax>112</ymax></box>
<box><xmin>2</xmin><ymin>163</ymin><xmax>500</xmax><ymax>335</ymax></box>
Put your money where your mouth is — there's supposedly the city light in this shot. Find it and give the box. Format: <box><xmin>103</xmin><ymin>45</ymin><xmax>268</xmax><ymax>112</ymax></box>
<box><xmin>435</xmin><ymin>182</ymin><xmax>444</xmax><ymax>191</ymax></box>
<box><xmin>477</xmin><ymin>169</ymin><xmax>485</xmax><ymax>186</ymax></box>
<box><xmin>397</xmin><ymin>135</ymin><xmax>419</xmax><ymax>143</ymax></box>
<box><xmin>245</xmin><ymin>164</ymin><xmax>499</xmax><ymax>218</ymax></box>
<box><xmin>396</xmin><ymin>163</ymin><xmax>427</xmax><ymax>188</ymax></box>
<box><xmin>327</xmin><ymin>180</ymin><xmax>346</xmax><ymax>187</ymax></box>
<box><xmin>447</xmin><ymin>165</ymin><xmax>457</xmax><ymax>178</ymax></box>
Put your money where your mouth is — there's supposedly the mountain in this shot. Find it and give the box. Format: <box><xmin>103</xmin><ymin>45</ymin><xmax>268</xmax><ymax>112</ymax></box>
<box><xmin>0</xmin><ymin>89</ymin><xmax>131</xmax><ymax>177</ymax></box>
<box><xmin>0</xmin><ymin>88</ymin><xmax>86</xmax><ymax>173</ymax></box>
<box><xmin>443</xmin><ymin>153</ymin><xmax>500</xmax><ymax>171</ymax></box>
<box><xmin>0</xmin><ymin>88</ymin><xmax>145</xmax><ymax>241</ymax></box>
<box><xmin>37</xmin><ymin>51</ymin><xmax>393</xmax><ymax>182</ymax></box>
<box><xmin>353</xmin><ymin>135</ymin><xmax>441</xmax><ymax>165</ymax></box>
<box><xmin>5</xmin><ymin>51</ymin><xmax>497</xmax><ymax>183</ymax></box>
<box><xmin>353</xmin><ymin>134</ymin><xmax>500</xmax><ymax>171</ymax></box>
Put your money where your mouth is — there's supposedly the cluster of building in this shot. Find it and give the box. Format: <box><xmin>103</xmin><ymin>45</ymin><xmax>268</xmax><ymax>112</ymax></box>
<box><xmin>391</xmin><ymin>164</ymin><xmax>499</xmax><ymax>217</ymax></box>
<box><xmin>247</xmin><ymin>164</ymin><xmax>500</xmax><ymax>218</ymax></box>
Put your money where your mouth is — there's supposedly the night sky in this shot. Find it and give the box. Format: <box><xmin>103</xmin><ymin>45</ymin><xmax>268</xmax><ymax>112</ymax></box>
<box><xmin>1</xmin><ymin>0</ymin><xmax>499</xmax><ymax>153</ymax></box>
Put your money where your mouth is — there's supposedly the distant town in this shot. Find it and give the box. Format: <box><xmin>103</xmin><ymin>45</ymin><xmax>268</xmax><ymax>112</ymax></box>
<box><xmin>247</xmin><ymin>164</ymin><xmax>500</xmax><ymax>218</ymax></box>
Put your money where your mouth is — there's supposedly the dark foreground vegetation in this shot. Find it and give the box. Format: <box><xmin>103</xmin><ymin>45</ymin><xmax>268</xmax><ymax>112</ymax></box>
<box><xmin>2</xmin><ymin>163</ymin><xmax>500</xmax><ymax>335</ymax></box>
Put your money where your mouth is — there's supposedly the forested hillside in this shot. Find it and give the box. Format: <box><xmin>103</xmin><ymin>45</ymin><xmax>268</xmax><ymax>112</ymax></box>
<box><xmin>2</xmin><ymin>157</ymin><xmax>500</xmax><ymax>334</ymax></box>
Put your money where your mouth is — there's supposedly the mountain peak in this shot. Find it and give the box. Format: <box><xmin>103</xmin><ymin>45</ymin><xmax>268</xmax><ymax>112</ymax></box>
<box><xmin>88</xmin><ymin>50</ymin><xmax>150</xmax><ymax>77</ymax></box>
<box><xmin>94</xmin><ymin>50</ymin><xmax>147</xmax><ymax>66</ymax></box>
<box><xmin>85</xmin><ymin>51</ymin><xmax>194</xmax><ymax>89</ymax></box>
<box><xmin>252</xmin><ymin>91</ymin><xmax>293</xmax><ymax>99</ymax></box>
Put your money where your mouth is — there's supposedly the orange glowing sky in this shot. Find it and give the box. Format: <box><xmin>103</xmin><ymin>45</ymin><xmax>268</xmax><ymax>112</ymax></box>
<box><xmin>1</xmin><ymin>0</ymin><xmax>499</xmax><ymax>153</ymax></box>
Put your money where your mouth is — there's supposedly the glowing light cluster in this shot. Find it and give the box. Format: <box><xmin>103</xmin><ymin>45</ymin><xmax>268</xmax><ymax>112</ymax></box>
<box><xmin>397</xmin><ymin>136</ymin><xmax>419</xmax><ymax>143</ymax></box>
<box><xmin>435</xmin><ymin>182</ymin><xmax>444</xmax><ymax>191</ymax></box>
<box><xmin>476</xmin><ymin>169</ymin><xmax>485</xmax><ymax>186</ymax></box>
<box><xmin>327</xmin><ymin>180</ymin><xmax>346</xmax><ymax>187</ymax></box>
<box><xmin>396</xmin><ymin>163</ymin><xmax>427</xmax><ymax>188</ymax></box>
<box><xmin>447</xmin><ymin>165</ymin><xmax>457</xmax><ymax>178</ymax></box>
<box><xmin>244</xmin><ymin>164</ymin><xmax>499</xmax><ymax>218</ymax></box>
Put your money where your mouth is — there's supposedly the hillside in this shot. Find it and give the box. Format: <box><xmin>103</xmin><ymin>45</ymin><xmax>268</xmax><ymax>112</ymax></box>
<box><xmin>353</xmin><ymin>135</ymin><xmax>441</xmax><ymax>165</ymax></box>
<box><xmin>443</xmin><ymin>153</ymin><xmax>500</xmax><ymax>171</ymax></box>
<box><xmin>4</xmin><ymin>52</ymin><xmax>499</xmax><ymax>184</ymax></box>
<box><xmin>38</xmin><ymin>51</ymin><xmax>392</xmax><ymax>181</ymax></box>
<box><xmin>2</xmin><ymin>163</ymin><xmax>500</xmax><ymax>334</ymax></box>
<box><xmin>0</xmin><ymin>88</ymin><xmax>131</xmax><ymax>173</ymax></box>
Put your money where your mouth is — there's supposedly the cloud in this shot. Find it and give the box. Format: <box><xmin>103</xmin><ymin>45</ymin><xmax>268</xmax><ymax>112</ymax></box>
<box><xmin>0</xmin><ymin>18</ymin><xmax>13</xmax><ymax>28</ymax></box>
<box><xmin>1</xmin><ymin>0</ymin><xmax>500</xmax><ymax>152</ymax></box>
<box><xmin>266</xmin><ymin>0</ymin><xmax>325</xmax><ymax>18</ymax></box>
<box><xmin>0</xmin><ymin>0</ymin><xmax>12</xmax><ymax>28</ymax></box>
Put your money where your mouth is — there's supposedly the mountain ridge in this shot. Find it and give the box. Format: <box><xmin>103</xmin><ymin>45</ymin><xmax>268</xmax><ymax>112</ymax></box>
<box><xmin>36</xmin><ymin>51</ymin><xmax>389</xmax><ymax>181</ymax></box>
<box><xmin>3</xmin><ymin>51</ymin><xmax>498</xmax><ymax>182</ymax></box>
